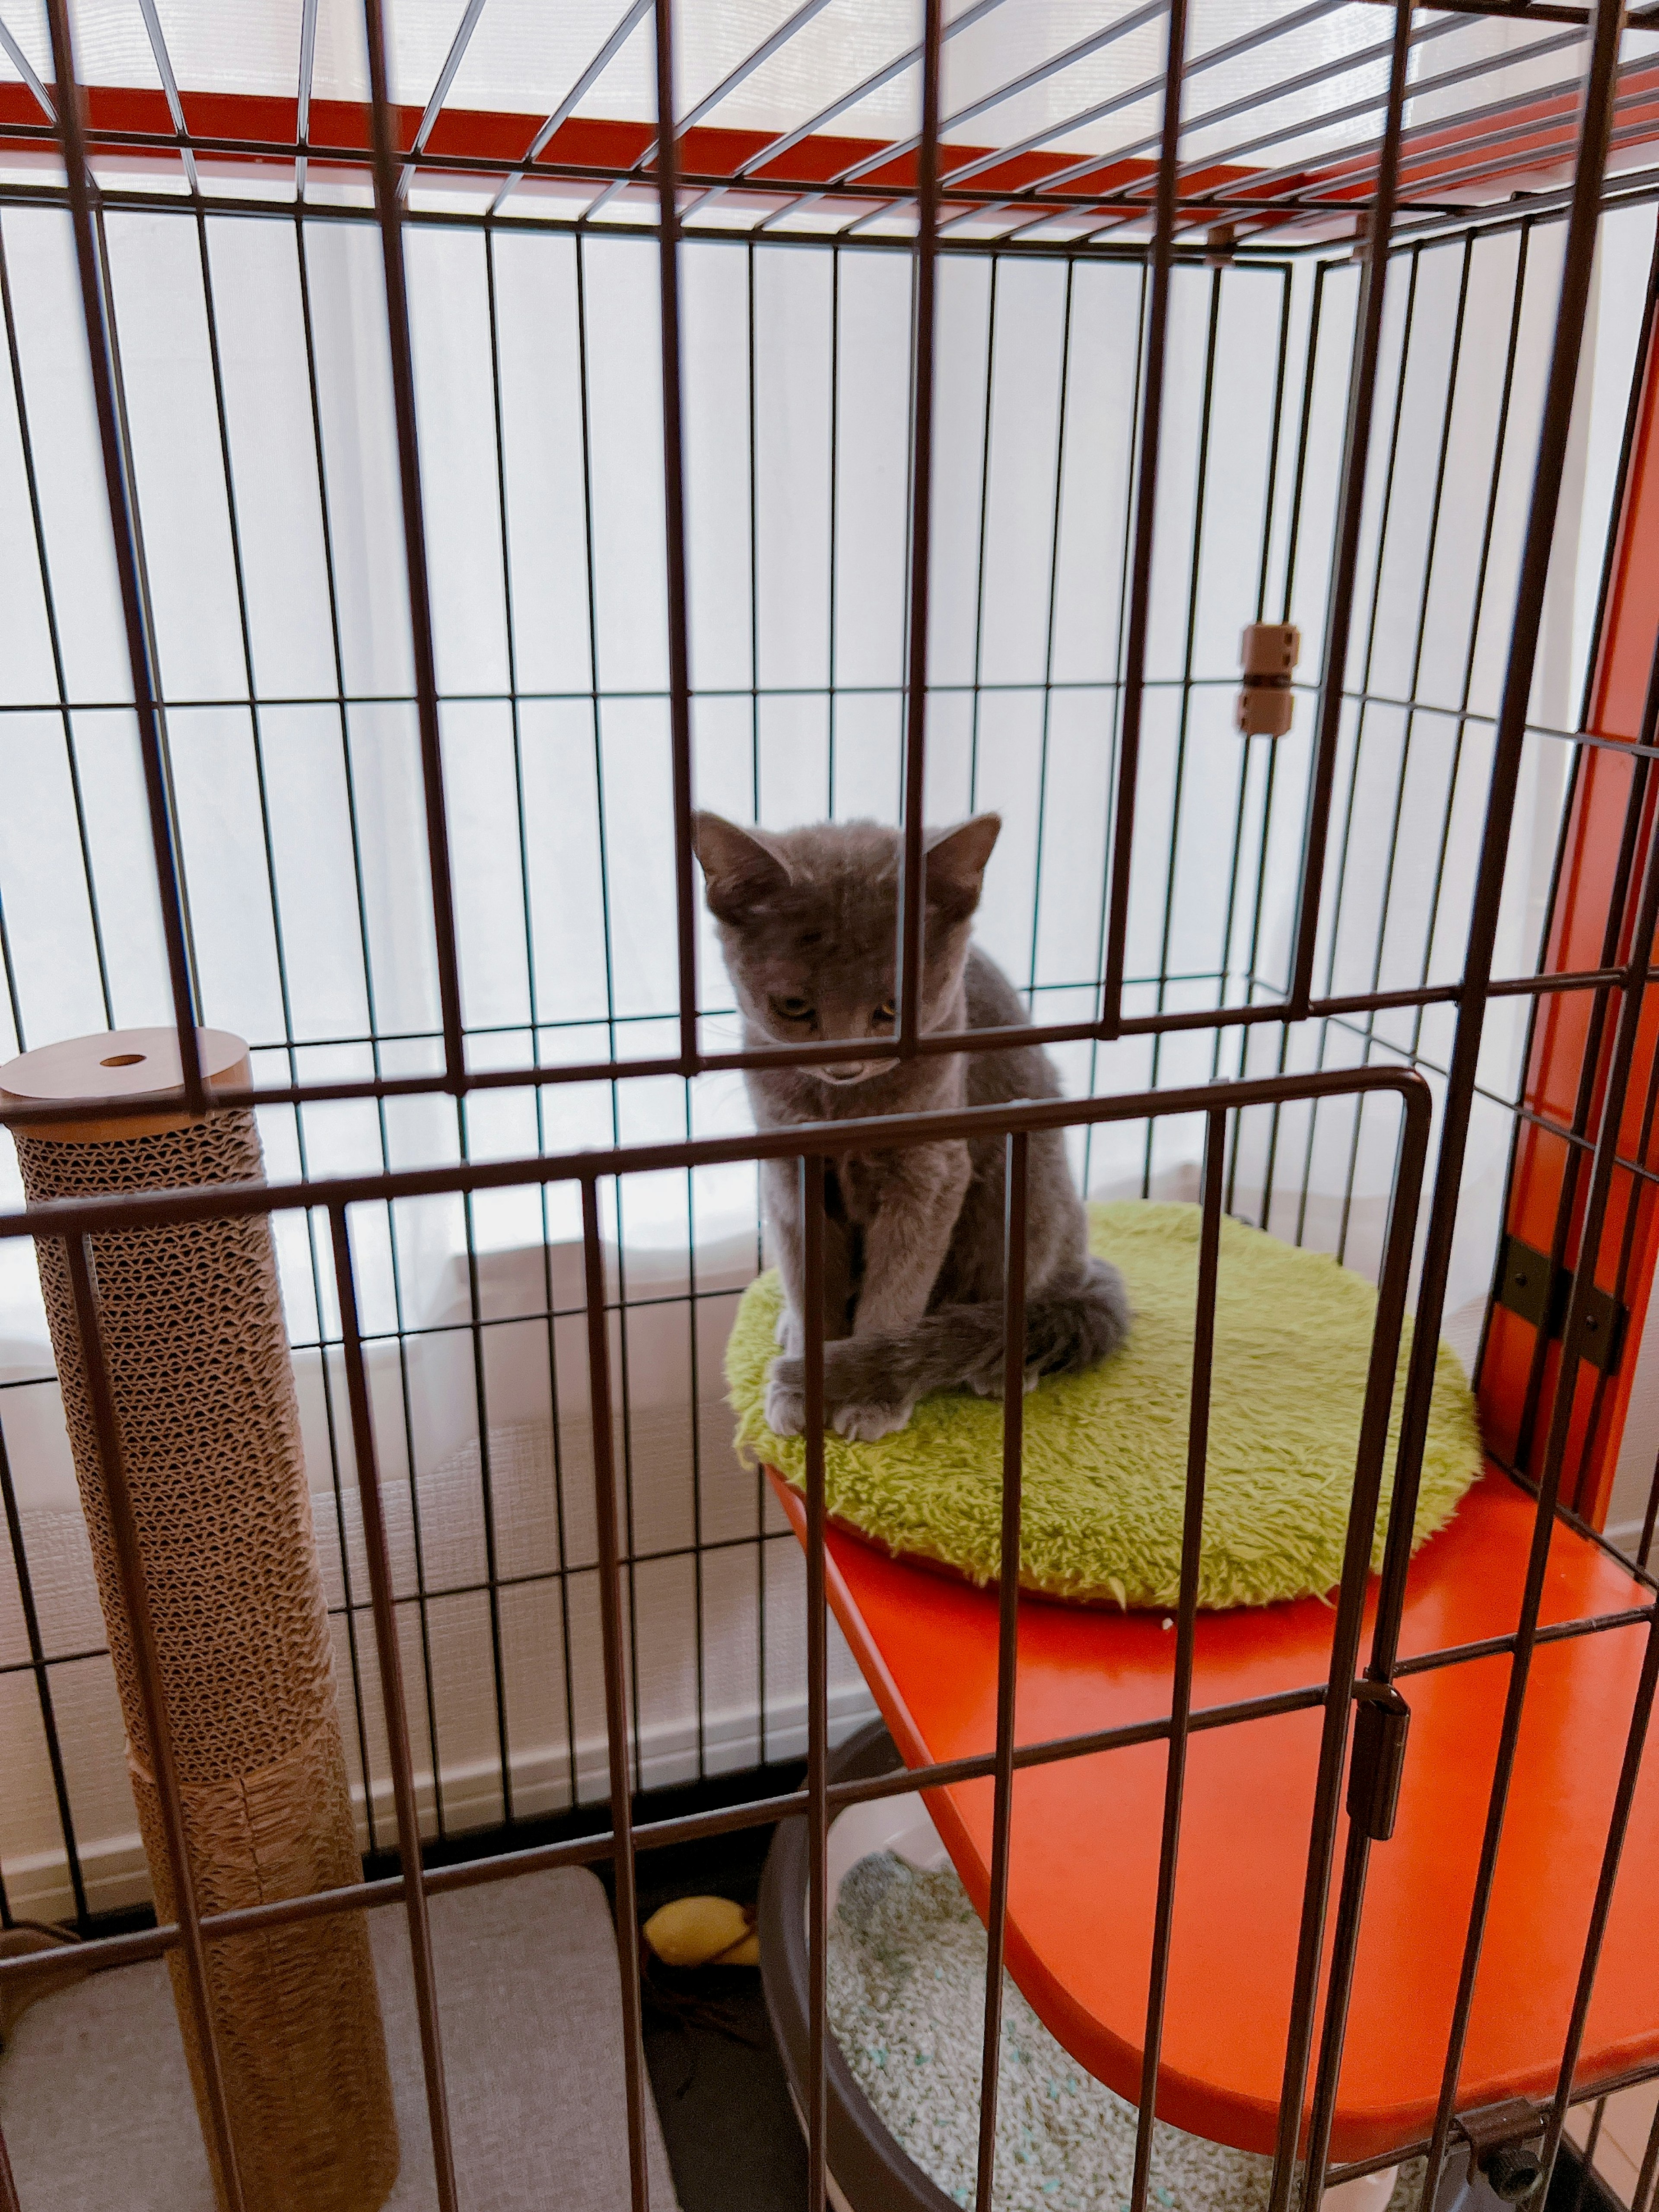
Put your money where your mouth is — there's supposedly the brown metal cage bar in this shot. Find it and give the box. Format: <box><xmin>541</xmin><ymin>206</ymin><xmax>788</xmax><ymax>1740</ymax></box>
<box><xmin>361</xmin><ymin>0</ymin><xmax>467</xmax><ymax>1097</ymax></box>
<box><xmin>1128</xmin><ymin>1111</ymin><xmax>1224</xmax><ymax>2212</ymax></box>
<box><xmin>897</xmin><ymin>0</ymin><xmax>945</xmax><ymax>1055</ymax></box>
<box><xmin>800</xmin><ymin>1151</ymin><xmax>830</xmax><ymax>2212</ymax></box>
<box><xmin>652</xmin><ymin>0</ymin><xmax>702</xmax><ymax>1078</ymax></box>
<box><xmin>39</xmin><ymin>0</ymin><xmax>204</xmax><ymax>1116</ymax></box>
<box><xmin>331</xmin><ymin>1204</ymin><xmax>460</xmax><ymax>2212</ymax></box>
<box><xmin>579</xmin><ymin>1176</ymin><xmax>654</xmax><ymax>2212</ymax></box>
<box><xmin>1287</xmin><ymin>0</ymin><xmax>1413</xmax><ymax>1020</ymax></box>
<box><xmin>971</xmin><ymin>1128</ymin><xmax>1028</xmax><ymax>2212</ymax></box>
<box><xmin>1098</xmin><ymin>0</ymin><xmax>1187</xmax><ymax>1039</ymax></box>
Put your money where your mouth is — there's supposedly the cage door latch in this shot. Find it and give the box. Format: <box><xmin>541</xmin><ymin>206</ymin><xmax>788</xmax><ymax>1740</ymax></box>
<box><xmin>1494</xmin><ymin>1233</ymin><xmax>1627</xmax><ymax>1374</ymax></box>
<box><xmin>1347</xmin><ymin>1683</ymin><xmax>1410</xmax><ymax>1842</ymax></box>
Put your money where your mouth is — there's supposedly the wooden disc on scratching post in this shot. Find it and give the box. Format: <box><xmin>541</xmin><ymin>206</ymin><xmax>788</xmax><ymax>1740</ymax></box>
<box><xmin>1</xmin><ymin>1030</ymin><xmax>399</xmax><ymax>2212</ymax></box>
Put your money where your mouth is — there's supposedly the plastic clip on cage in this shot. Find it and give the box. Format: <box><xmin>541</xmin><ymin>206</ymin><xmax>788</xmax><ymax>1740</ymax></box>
<box><xmin>1236</xmin><ymin>623</ymin><xmax>1303</xmax><ymax>738</ymax></box>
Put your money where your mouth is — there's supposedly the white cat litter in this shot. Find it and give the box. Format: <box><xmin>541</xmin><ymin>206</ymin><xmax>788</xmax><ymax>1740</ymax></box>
<box><xmin>825</xmin><ymin>1852</ymin><xmax>1423</xmax><ymax>2212</ymax></box>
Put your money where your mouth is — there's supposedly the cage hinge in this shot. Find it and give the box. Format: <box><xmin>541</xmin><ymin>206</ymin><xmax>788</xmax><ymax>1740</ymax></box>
<box><xmin>1494</xmin><ymin>1234</ymin><xmax>1627</xmax><ymax>1375</ymax></box>
<box><xmin>1346</xmin><ymin>1683</ymin><xmax>1410</xmax><ymax>1842</ymax></box>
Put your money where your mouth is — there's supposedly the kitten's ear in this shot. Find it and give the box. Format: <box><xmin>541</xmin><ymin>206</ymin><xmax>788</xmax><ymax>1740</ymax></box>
<box><xmin>925</xmin><ymin>813</ymin><xmax>1001</xmax><ymax>922</ymax></box>
<box><xmin>691</xmin><ymin>811</ymin><xmax>791</xmax><ymax>922</ymax></box>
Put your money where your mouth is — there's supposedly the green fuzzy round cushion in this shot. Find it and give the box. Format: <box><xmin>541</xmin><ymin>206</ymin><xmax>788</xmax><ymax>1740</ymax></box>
<box><xmin>727</xmin><ymin>1200</ymin><xmax>1482</xmax><ymax>1610</ymax></box>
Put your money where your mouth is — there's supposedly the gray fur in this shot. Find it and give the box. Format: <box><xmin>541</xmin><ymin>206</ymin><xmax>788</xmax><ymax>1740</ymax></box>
<box><xmin>693</xmin><ymin>810</ymin><xmax>1131</xmax><ymax>1442</ymax></box>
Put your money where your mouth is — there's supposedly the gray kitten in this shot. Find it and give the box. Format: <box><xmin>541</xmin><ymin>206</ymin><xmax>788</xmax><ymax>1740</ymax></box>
<box><xmin>693</xmin><ymin>810</ymin><xmax>1130</xmax><ymax>1441</ymax></box>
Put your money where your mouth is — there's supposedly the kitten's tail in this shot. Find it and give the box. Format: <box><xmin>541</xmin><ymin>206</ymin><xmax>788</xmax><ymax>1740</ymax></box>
<box><xmin>814</xmin><ymin>1255</ymin><xmax>1131</xmax><ymax>1408</ymax></box>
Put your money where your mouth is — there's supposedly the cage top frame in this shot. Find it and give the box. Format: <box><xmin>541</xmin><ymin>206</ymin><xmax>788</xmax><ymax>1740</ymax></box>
<box><xmin>2</xmin><ymin>0</ymin><xmax>1658</xmax><ymax>255</ymax></box>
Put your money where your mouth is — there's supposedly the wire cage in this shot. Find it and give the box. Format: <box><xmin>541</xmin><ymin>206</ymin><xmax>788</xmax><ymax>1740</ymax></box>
<box><xmin>5</xmin><ymin>0</ymin><xmax>1659</xmax><ymax>2209</ymax></box>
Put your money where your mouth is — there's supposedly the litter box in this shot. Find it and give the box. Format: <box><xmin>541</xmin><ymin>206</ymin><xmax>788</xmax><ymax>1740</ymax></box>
<box><xmin>759</xmin><ymin>1721</ymin><xmax>1399</xmax><ymax>2212</ymax></box>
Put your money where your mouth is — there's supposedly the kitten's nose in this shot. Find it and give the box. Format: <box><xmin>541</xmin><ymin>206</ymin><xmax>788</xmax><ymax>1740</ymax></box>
<box><xmin>824</xmin><ymin>1063</ymin><xmax>866</xmax><ymax>1083</ymax></box>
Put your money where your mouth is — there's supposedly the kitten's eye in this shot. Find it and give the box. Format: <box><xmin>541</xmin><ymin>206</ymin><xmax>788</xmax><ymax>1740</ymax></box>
<box><xmin>773</xmin><ymin>996</ymin><xmax>813</xmax><ymax>1022</ymax></box>
<box><xmin>874</xmin><ymin>999</ymin><xmax>897</xmax><ymax>1025</ymax></box>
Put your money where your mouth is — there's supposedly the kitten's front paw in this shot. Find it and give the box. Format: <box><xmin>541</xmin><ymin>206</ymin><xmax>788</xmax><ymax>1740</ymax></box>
<box><xmin>832</xmin><ymin>1399</ymin><xmax>915</xmax><ymax>1443</ymax></box>
<box><xmin>765</xmin><ymin>1358</ymin><xmax>806</xmax><ymax>1437</ymax></box>
<box><xmin>774</xmin><ymin>1308</ymin><xmax>804</xmax><ymax>1356</ymax></box>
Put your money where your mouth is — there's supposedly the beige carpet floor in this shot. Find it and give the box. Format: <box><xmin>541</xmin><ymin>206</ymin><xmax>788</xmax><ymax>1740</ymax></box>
<box><xmin>0</xmin><ymin>1867</ymin><xmax>679</xmax><ymax>2210</ymax></box>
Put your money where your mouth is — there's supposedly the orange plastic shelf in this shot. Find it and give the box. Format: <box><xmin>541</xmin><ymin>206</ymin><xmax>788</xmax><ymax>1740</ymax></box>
<box><xmin>772</xmin><ymin>1465</ymin><xmax>1659</xmax><ymax>2165</ymax></box>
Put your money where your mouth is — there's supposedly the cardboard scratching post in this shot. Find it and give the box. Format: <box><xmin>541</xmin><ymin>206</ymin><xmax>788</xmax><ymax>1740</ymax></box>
<box><xmin>1</xmin><ymin>1029</ymin><xmax>398</xmax><ymax>2212</ymax></box>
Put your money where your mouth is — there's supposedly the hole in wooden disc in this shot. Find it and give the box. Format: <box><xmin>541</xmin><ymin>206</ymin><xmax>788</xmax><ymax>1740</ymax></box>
<box><xmin>100</xmin><ymin>1053</ymin><xmax>146</xmax><ymax>1067</ymax></box>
